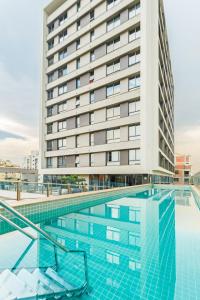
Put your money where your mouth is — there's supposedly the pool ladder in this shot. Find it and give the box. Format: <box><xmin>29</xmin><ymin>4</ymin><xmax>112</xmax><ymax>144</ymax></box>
<box><xmin>0</xmin><ymin>199</ymin><xmax>90</xmax><ymax>299</ymax></box>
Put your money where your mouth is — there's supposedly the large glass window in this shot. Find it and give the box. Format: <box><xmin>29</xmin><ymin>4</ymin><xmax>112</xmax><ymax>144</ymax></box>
<box><xmin>47</xmin><ymin>89</ymin><xmax>54</xmax><ymax>100</ymax></box>
<box><xmin>47</xmin><ymin>141</ymin><xmax>53</xmax><ymax>151</ymax></box>
<box><xmin>58</xmin><ymin>84</ymin><xmax>67</xmax><ymax>95</ymax></box>
<box><xmin>107</xmin><ymin>151</ymin><xmax>120</xmax><ymax>166</ymax></box>
<box><xmin>58</xmin><ymin>156</ymin><xmax>65</xmax><ymax>168</ymax></box>
<box><xmin>129</xmin><ymin>125</ymin><xmax>140</xmax><ymax>140</ymax></box>
<box><xmin>129</xmin><ymin>51</ymin><xmax>140</xmax><ymax>66</ymax></box>
<box><xmin>58</xmin><ymin>102</ymin><xmax>67</xmax><ymax>113</ymax></box>
<box><xmin>129</xmin><ymin>101</ymin><xmax>140</xmax><ymax>115</ymax></box>
<box><xmin>107</xmin><ymin>204</ymin><xmax>120</xmax><ymax>218</ymax></box>
<box><xmin>48</xmin><ymin>72</ymin><xmax>54</xmax><ymax>83</ymax></box>
<box><xmin>107</xmin><ymin>60</ymin><xmax>120</xmax><ymax>75</ymax></box>
<box><xmin>107</xmin><ymin>36</ymin><xmax>120</xmax><ymax>53</ymax></box>
<box><xmin>107</xmin><ymin>0</ymin><xmax>121</xmax><ymax>10</ymax></box>
<box><xmin>129</xmin><ymin>75</ymin><xmax>140</xmax><ymax>90</ymax></box>
<box><xmin>46</xmin><ymin>157</ymin><xmax>52</xmax><ymax>168</ymax></box>
<box><xmin>107</xmin><ymin>82</ymin><xmax>120</xmax><ymax>97</ymax></box>
<box><xmin>107</xmin><ymin>106</ymin><xmax>120</xmax><ymax>120</ymax></box>
<box><xmin>58</xmin><ymin>65</ymin><xmax>68</xmax><ymax>78</ymax></box>
<box><xmin>129</xmin><ymin>232</ymin><xmax>141</xmax><ymax>247</ymax></box>
<box><xmin>129</xmin><ymin>3</ymin><xmax>141</xmax><ymax>19</ymax></box>
<box><xmin>58</xmin><ymin>120</ymin><xmax>67</xmax><ymax>131</ymax></box>
<box><xmin>129</xmin><ymin>208</ymin><xmax>141</xmax><ymax>223</ymax></box>
<box><xmin>129</xmin><ymin>27</ymin><xmax>140</xmax><ymax>42</ymax></box>
<box><xmin>59</xmin><ymin>48</ymin><xmax>67</xmax><ymax>60</ymax></box>
<box><xmin>107</xmin><ymin>16</ymin><xmax>120</xmax><ymax>32</ymax></box>
<box><xmin>58</xmin><ymin>138</ymin><xmax>67</xmax><ymax>149</ymax></box>
<box><xmin>59</xmin><ymin>11</ymin><xmax>67</xmax><ymax>25</ymax></box>
<box><xmin>129</xmin><ymin>149</ymin><xmax>141</xmax><ymax>164</ymax></box>
<box><xmin>59</xmin><ymin>29</ymin><xmax>68</xmax><ymax>43</ymax></box>
<box><xmin>48</xmin><ymin>39</ymin><xmax>54</xmax><ymax>50</ymax></box>
<box><xmin>107</xmin><ymin>128</ymin><xmax>120</xmax><ymax>143</ymax></box>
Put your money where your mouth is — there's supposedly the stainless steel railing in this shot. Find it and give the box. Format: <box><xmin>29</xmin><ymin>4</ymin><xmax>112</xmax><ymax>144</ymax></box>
<box><xmin>0</xmin><ymin>199</ymin><xmax>90</xmax><ymax>294</ymax></box>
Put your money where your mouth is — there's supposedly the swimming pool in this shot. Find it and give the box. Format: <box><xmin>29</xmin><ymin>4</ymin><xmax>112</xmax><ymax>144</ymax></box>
<box><xmin>0</xmin><ymin>187</ymin><xmax>200</xmax><ymax>299</ymax></box>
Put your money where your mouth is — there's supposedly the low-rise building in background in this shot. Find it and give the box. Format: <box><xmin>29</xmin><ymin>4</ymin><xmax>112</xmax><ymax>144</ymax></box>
<box><xmin>174</xmin><ymin>154</ymin><xmax>192</xmax><ymax>184</ymax></box>
<box><xmin>23</xmin><ymin>151</ymin><xmax>39</xmax><ymax>170</ymax></box>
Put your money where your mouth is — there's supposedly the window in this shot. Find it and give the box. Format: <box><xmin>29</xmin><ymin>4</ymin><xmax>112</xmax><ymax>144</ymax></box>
<box><xmin>59</xmin><ymin>11</ymin><xmax>67</xmax><ymax>25</ymax></box>
<box><xmin>129</xmin><ymin>259</ymin><xmax>141</xmax><ymax>271</ymax></box>
<box><xmin>90</xmin><ymin>153</ymin><xmax>94</xmax><ymax>166</ymax></box>
<box><xmin>107</xmin><ymin>106</ymin><xmax>120</xmax><ymax>120</ymax></box>
<box><xmin>48</xmin><ymin>72</ymin><xmax>54</xmax><ymax>83</ymax></box>
<box><xmin>107</xmin><ymin>151</ymin><xmax>120</xmax><ymax>165</ymax></box>
<box><xmin>76</xmin><ymin>116</ymin><xmax>80</xmax><ymax>128</ymax></box>
<box><xmin>129</xmin><ymin>208</ymin><xmax>141</xmax><ymax>222</ymax></box>
<box><xmin>129</xmin><ymin>27</ymin><xmax>140</xmax><ymax>42</ymax></box>
<box><xmin>47</xmin><ymin>141</ymin><xmax>53</xmax><ymax>151</ymax></box>
<box><xmin>107</xmin><ymin>204</ymin><xmax>120</xmax><ymax>218</ymax></box>
<box><xmin>59</xmin><ymin>29</ymin><xmax>68</xmax><ymax>43</ymax></box>
<box><xmin>47</xmin><ymin>107</ymin><xmax>53</xmax><ymax>117</ymax></box>
<box><xmin>107</xmin><ymin>16</ymin><xmax>120</xmax><ymax>32</ymax></box>
<box><xmin>106</xmin><ymin>251</ymin><xmax>120</xmax><ymax>265</ymax></box>
<box><xmin>107</xmin><ymin>82</ymin><xmax>120</xmax><ymax>97</ymax></box>
<box><xmin>106</xmin><ymin>226</ymin><xmax>120</xmax><ymax>242</ymax></box>
<box><xmin>129</xmin><ymin>51</ymin><xmax>140</xmax><ymax>66</ymax></box>
<box><xmin>90</xmin><ymin>50</ymin><xmax>95</xmax><ymax>62</ymax></box>
<box><xmin>58</xmin><ymin>138</ymin><xmax>67</xmax><ymax>149</ymax></box>
<box><xmin>76</xmin><ymin>39</ymin><xmax>80</xmax><ymax>50</ymax></box>
<box><xmin>90</xmin><ymin>112</ymin><xmax>94</xmax><ymax>125</ymax></box>
<box><xmin>58</xmin><ymin>156</ymin><xmax>65</xmax><ymax>168</ymax></box>
<box><xmin>77</xmin><ymin>20</ymin><xmax>80</xmax><ymax>30</ymax></box>
<box><xmin>107</xmin><ymin>60</ymin><xmax>120</xmax><ymax>75</ymax></box>
<box><xmin>77</xmin><ymin>0</ymin><xmax>81</xmax><ymax>12</ymax></box>
<box><xmin>90</xmin><ymin>133</ymin><xmax>94</xmax><ymax>146</ymax></box>
<box><xmin>129</xmin><ymin>149</ymin><xmax>141</xmax><ymax>164</ymax></box>
<box><xmin>90</xmin><ymin>10</ymin><xmax>94</xmax><ymax>21</ymax></box>
<box><xmin>129</xmin><ymin>3</ymin><xmax>140</xmax><ymax>18</ymax></box>
<box><xmin>48</xmin><ymin>22</ymin><xmax>54</xmax><ymax>34</ymax></box>
<box><xmin>58</xmin><ymin>120</ymin><xmax>67</xmax><ymax>131</ymax></box>
<box><xmin>76</xmin><ymin>135</ymin><xmax>80</xmax><ymax>148</ymax></box>
<box><xmin>58</xmin><ymin>84</ymin><xmax>67</xmax><ymax>95</ymax></box>
<box><xmin>47</xmin><ymin>157</ymin><xmax>52</xmax><ymax>168</ymax></box>
<box><xmin>129</xmin><ymin>75</ymin><xmax>140</xmax><ymax>90</ymax></box>
<box><xmin>129</xmin><ymin>232</ymin><xmax>140</xmax><ymax>247</ymax></box>
<box><xmin>107</xmin><ymin>36</ymin><xmax>120</xmax><ymax>53</ymax></box>
<box><xmin>129</xmin><ymin>125</ymin><xmax>140</xmax><ymax>140</ymax></box>
<box><xmin>129</xmin><ymin>101</ymin><xmax>140</xmax><ymax>115</ymax></box>
<box><xmin>47</xmin><ymin>89</ymin><xmax>54</xmax><ymax>100</ymax></box>
<box><xmin>90</xmin><ymin>91</ymin><xmax>95</xmax><ymax>103</ymax></box>
<box><xmin>59</xmin><ymin>48</ymin><xmax>67</xmax><ymax>60</ymax></box>
<box><xmin>76</xmin><ymin>58</ymin><xmax>80</xmax><ymax>69</ymax></box>
<box><xmin>58</xmin><ymin>102</ymin><xmax>67</xmax><ymax>113</ymax></box>
<box><xmin>76</xmin><ymin>96</ymin><xmax>80</xmax><ymax>108</ymax></box>
<box><xmin>76</xmin><ymin>78</ymin><xmax>81</xmax><ymax>88</ymax></box>
<box><xmin>89</xmin><ymin>71</ymin><xmax>94</xmax><ymax>83</ymax></box>
<box><xmin>48</xmin><ymin>39</ymin><xmax>54</xmax><ymax>50</ymax></box>
<box><xmin>58</xmin><ymin>65</ymin><xmax>68</xmax><ymax>78</ymax></box>
<box><xmin>75</xmin><ymin>155</ymin><xmax>80</xmax><ymax>167</ymax></box>
<box><xmin>48</xmin><ymin>56</ymin><xmax>54</xmax><ymax>66</ymax></box>
<box><xmin>90</xmin><ymin>30</ymin><xmax>95</xmax><ymax>42</ymax></box>
<box><xmin>107</xmin><ymin>128</ymin><xmax>120</xmax><ymax>143</ymax></box>
<box><xmin>107</xmin><ymin>0</ymin><xmax>120</xmax><ymax>10</ymax></box>
<box><xmin>47</xmin><ymin>123</ymin><xmax>53</xmax><ymax>134</ymax></box>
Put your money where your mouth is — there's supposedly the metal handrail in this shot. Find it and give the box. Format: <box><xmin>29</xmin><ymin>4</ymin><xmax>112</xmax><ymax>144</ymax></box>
<box><xmin>0</xmin><ymin>214</ymin><xmax>36</xmax><ymax>240</ymax></box>
<box><xmin>0</xmin><ymin>199</ymin><xmax>89</xmax><ymax>292</ymax></box>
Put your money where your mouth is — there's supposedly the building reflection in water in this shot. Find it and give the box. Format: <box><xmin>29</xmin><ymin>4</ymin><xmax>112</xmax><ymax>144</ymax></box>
<box><xmin>42</xmin><ymin>189</ymin><xmax>176</xmax><ymax>300</ymax></box>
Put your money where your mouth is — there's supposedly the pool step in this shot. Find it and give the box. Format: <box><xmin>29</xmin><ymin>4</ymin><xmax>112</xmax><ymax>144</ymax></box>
<box><xmin>0</xmin><ymin>267</ymin><xmax>81</xmax><ymax>299</ymax></box>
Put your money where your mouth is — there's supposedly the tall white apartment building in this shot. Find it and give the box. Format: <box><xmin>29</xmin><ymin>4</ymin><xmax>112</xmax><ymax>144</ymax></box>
<box><xmin>40</xmin><ymin>0</ymin><xmax>174</xmax><ymax>186</ymax></box>
<box><xmin>23</xmin><ymin>151</ymin><xmax>39</xmax><ymax>170</ymax></box>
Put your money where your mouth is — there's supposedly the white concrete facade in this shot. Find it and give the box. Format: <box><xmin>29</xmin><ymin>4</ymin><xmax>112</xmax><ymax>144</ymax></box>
<box><xmin>40</xmin><ymin>0</ymin><xmax>174</xmax><ymax>184</ymax></box>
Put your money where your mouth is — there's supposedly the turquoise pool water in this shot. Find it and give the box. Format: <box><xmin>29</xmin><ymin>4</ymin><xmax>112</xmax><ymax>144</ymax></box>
<box><xmin>0</xmin><ymin>187</ymin><xmax>200</xmax><ymax>299</ymax></box>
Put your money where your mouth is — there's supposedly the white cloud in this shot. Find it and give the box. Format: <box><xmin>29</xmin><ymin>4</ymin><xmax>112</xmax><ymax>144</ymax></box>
<box><xmin>175</xmin><ymin>125</ymin><xmax>200</xmax><ymax>174</ymax></box>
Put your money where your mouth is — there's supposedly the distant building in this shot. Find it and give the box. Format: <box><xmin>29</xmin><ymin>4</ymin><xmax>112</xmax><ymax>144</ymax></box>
<box><xmin>192</xmin><ymin>172</ymin><xmax>200</xmax><ymax>185</ymax></box>
<box><xmin>174</xmin><ymin>154</ymin><xmax>192</xmax><ymax>184</ymax></box>
<box><xmin>23</xmin><ymin>151</ymin><xmax>39</xmax><ymax>170</ymax></box>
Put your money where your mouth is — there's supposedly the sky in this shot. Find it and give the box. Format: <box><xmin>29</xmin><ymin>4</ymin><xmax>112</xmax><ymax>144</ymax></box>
<box><xmin>0</xmin><ymin>0</ymin><xmax>199</xmax><ymax>172</ymax></box>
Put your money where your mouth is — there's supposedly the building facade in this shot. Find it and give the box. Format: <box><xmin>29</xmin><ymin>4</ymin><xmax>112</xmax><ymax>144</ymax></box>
<box><xmin>174</xmin><ymin>154</ymin><xmax>192</xmax><ymax>185</ymax></box>
<box><xmin>23</xmin><ymin>151</ymin><xmax>39</xmax><ymax>170</ymax></box>
<box><xmin>40</xmin><ymin>0</ymin><xmax>174</xmax><ymax>185</ymax></box>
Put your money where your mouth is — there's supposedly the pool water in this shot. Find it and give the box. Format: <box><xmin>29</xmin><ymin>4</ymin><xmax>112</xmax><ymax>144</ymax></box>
<box><xmin>0</xmin><ymin>187</ymin><xmax>200</xmax><ymax>299</ymax></box>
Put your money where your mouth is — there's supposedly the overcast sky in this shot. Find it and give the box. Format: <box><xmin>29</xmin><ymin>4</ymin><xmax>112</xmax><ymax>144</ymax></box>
<box><xmin>0</xmin><ymin>0</ymin><xmax>199</xmax><ymax>172</ymax></box>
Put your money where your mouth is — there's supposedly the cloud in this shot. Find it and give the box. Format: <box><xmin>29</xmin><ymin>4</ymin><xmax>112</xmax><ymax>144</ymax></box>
<box><xmin>175</xmin><ymin>125</ymin><xmax>200</xmax><ymax>174</ymax></box>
